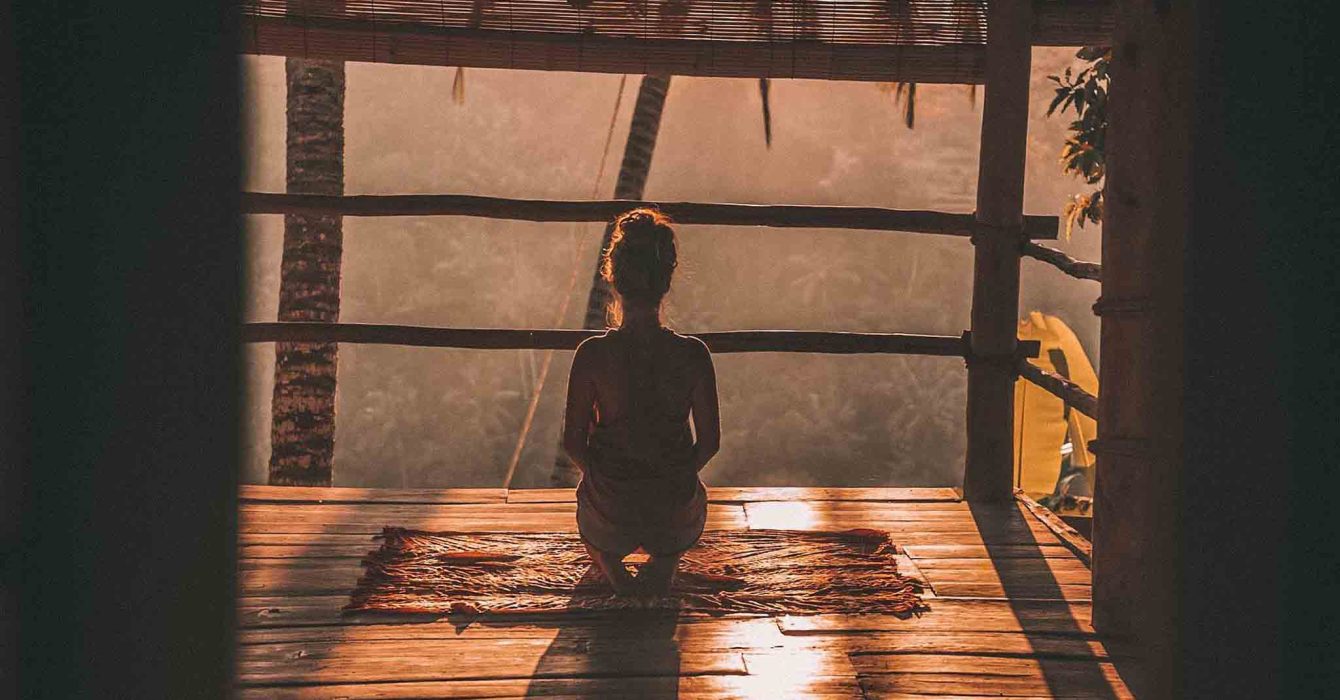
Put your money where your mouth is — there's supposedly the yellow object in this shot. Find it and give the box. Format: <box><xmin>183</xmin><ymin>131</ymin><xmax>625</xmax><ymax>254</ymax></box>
<box><xmin>1013</xmin><ymin>312</ymin><xmax>1100</xmax><ymax>498</ymax></box>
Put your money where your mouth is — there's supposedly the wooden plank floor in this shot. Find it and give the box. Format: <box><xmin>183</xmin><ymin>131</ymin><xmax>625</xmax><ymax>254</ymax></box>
<box><xmin>236</xmin><ymin>486</ymin><xmax>1138</xmax><ymax>698</ymax></box>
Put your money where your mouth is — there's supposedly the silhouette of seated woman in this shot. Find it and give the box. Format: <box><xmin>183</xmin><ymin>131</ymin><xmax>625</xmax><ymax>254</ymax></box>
<box><xmin>562</xmin><ymin>209</ymin><xmax>721</xmax><ymax>597</ymax></box>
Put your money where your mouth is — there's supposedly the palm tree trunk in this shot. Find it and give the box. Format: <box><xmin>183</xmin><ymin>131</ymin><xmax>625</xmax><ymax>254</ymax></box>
<box><xmin>578</xmin><ymin>74</ymin><xmax>672</xmax><ymax>330</ymax></box>
<box><xmin>268</xmin><ymin>57</ymin><xmax>345</xmax><ymax>486</ymax></box>
<box><xmin>550</xmin><ymin>74</ymin><xmax>672</xmax><ymax>486</ymax></box>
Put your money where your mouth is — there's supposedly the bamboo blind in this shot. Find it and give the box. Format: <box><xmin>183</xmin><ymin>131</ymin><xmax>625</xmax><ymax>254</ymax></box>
<box><xmin>240</xmin><ymin>0</ymin><xmax>1112</xmax><ymax>83</ymax></box>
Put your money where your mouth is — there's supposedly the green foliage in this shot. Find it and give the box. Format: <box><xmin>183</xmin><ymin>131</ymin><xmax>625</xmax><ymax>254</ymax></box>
<box><xmin>1047</xmin><ymin>45</ymin><xmax>1109</xmax><ymax>238</ymax></box>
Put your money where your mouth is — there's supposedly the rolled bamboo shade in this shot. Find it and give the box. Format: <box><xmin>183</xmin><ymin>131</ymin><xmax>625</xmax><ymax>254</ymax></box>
<box><xmin>240</xmin><ymin>0</ymin><xmax>1112</xmax><ymax>83</ymax></box>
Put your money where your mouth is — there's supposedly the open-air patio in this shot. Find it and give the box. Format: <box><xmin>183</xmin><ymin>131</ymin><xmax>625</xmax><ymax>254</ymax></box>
<box><xmin>235</xmin><ymin>484</ymin><xmax>1131</xmax><ymax>697</ymax></box>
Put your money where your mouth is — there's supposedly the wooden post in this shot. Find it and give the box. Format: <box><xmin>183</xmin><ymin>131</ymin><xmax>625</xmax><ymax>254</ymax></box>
<box><xmin>962</xmin><ymin>0</ymin><xmax>1032</xmax><ymax>502</ymax></box>
<box><xmin>1089</xmin><ymin>2</ymin><xmax>1192</xmax><ymax>694</ymax></box>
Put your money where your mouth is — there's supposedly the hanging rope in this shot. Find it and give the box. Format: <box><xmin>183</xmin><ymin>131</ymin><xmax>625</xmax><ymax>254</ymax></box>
<box><xmin>501</xmin><ymin>74</ymin><xmax>628</xmax><ymax>491</ymax></box>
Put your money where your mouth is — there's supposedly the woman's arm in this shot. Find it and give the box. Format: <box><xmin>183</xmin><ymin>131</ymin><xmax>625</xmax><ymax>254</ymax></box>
<box><xmin>687</xmin><ymin>341</ymin><xmax>721</xmax><ymax>472</ymax></box>
<box><xmin>561</xmin><ymin>340</ymin><xmax>598</xmax><ymax>475</ymax></box>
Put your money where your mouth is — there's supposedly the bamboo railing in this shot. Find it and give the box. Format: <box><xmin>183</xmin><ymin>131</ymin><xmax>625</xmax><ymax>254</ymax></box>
<box><xmin>244</xmin><ymin>322</ymin><xmax>1043</xmax><ymax>358</ymax></box>
<box><xmin>243</xmin><ymin>193</ymin><xmax>1061</xmax><ymax>240</ymax></box>
<box><xmin>1014</xmin><ymin>240</ymin><xmax>1102</xmax><ymax>416</ymax></box>
<box><xmin>1022</xmin><ymin>242</ymin><xmax>1102</xmax><ymax>281</ymax></box>
<box><xmin>1015</xmin><ymin>358</ymin><xmax>1098</xmax><ymax>419</ymax></box>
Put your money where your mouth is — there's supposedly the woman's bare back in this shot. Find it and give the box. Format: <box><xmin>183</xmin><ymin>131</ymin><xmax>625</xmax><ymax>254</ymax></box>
<box><xmin>567</xmin><ymin>327</ymin><xmax>716</xmax><ymax>479</ymax></box>
<box><xmin>563</xmin><ymin>325</ymin><xmax>720</xmax><ymax>556</ymax></box>
<box><xmin>586</xmin><ymin>327</ymin><xmax>702</xmax><ymax>429</ymax></box>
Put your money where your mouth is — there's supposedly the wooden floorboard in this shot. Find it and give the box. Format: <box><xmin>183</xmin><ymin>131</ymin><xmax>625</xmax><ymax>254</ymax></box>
<box><xmin>238</xmin><ymin>502</ymin><xmax>748</xmax><ymax>534</ymax></box>
<box><xmin>902</xmin><ymin>544</ymin><xmax>1079</xmax><ymax>559</ymax></box>
<box><xmin>237</xmin><ymin>616</ymin><xmax>787</xmax><ymax>646</ymax></box>
<box><xmin>503</xmin><ymin>486</ymin><xmax>962</xmax><ymax>504</ymax></box>
<box><xmin>236</xmin><ymin>674</ymin><xmax>860</xmax><ymax>699</ymax></box>
<box><xmin>235</xmin><ymin>487</ymin><xmax>1137</xmax><ymax>698</ymax></box>
<box><xmin>776</xmin><ymin>600</ymin><xmax>1098</xmax><ymax>636</ymax></box>
<box><xmin>236</xmin><ymin>638</ymin><xmax>748</xmax><ymax>686</ymax></box>
<box><xmin>240</xmin><ymin>484</ymin><xmax>508</xmax><ymax>504</ymax></box>
<box><xmin>859</xmin><ymin>667</ymin><xmax>1133</xmax><ymax>699</ymax></box>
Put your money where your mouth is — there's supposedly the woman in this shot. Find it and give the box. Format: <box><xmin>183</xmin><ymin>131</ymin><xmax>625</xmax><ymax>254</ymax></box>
<box><xmin>562</xmin><ymin>208</ymin><xmax>721</xmax><ymax>596</ymax></box>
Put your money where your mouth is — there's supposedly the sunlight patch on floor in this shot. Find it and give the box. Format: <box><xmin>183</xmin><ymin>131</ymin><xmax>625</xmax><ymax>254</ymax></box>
<box><xmin>743</xmin><ymin>501</ymin><xmax>823</xmax><ymax>530</ymax></box>
<box><xmin>740</xmin><ymin>649</ymin><xmax>851</xmax><ymax>698</ymax></box>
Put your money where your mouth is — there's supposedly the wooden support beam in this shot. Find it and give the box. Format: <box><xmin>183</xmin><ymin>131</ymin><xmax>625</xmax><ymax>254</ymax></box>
<box><xmin>242</xmin><ymin>192</ymin><xmax>1060</xmax><ymax>240</ymax></box>
<box><xmin>963</xmin><ymin>0</ymin><xmax>1032</xmax><ymax>502</ymax></box>
<box><xmin>1022</xmin><ymin>242</ymin><xmax>1102</xmax><ymax>281</ymax></box>
<box><xmin>1016</xmin><ymin>359</ymin><xmax>1098</xmax><ymax>419</ymax></box>
<box><xmin>241</xmin><ymin>322</ymin><xmax>1005</xmax><ymax>357</ymax></box>
<box><xmin>1090</xmin><ymin>4</ymin><xmax>1192</xmax><ymax>690</ymax></box>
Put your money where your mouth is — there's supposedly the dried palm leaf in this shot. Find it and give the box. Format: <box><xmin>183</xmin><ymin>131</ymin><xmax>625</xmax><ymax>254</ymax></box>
<box><xmin>758</xmin><ymin>78</ymin><xmax>773</xmax><ymax>147</ymax></box>
<box><xmin>452</xmin><ymin>67</ymin><xmax>466</xmax><ymax>105</ymax></box>
<box><xmin>895</xmin><ymin>81</ymin><xmax>916</xmax><ymax>129</ymax></box>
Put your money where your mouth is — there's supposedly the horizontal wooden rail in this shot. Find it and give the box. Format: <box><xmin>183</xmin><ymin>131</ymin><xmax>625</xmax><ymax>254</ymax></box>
<box><xmin>1016</xmin><ymin>359</ymin><xmax>1098</xmax><ymax>419</ymax></box>
<box><xmin>243</xmin><ymin>322</ymin><xmax>1049</xmax><ymax>357</ymax></box>
<box><xmin>1022</xmin><ymin>242</ymin><xmax>1102</xmax><ymax>281</ymax></box>
<box><xmin>242</xmin><ymin>192</ymin><xmax>1060</xmax><ymax>240</ymax></box>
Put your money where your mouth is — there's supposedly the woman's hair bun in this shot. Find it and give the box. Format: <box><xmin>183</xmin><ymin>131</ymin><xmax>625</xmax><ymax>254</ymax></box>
<box><xmin>601</xmin><ymin>208</ymin><xmax>678</xmax><ymax>310</ymax></box>
<box><xmin>619</xmin><ymin>210</ymin><xmax>658</xmax><ymax>228</ymax></box>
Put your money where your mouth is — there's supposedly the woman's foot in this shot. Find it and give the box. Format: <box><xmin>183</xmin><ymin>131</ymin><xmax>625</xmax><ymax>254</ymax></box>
<box><xmin>584</xmin><ymin>542</ymin><xmax>638</xmax><ymax>596</ymax></box>
<box><xmin>605</xmin><ymin>567</ymin><xmax>639</xmax><ymax>597</ymax></box>
<box><xmin>638</xmin><ymin>554</ymin><xmax>681</xmax><ymax>596</ymax></box>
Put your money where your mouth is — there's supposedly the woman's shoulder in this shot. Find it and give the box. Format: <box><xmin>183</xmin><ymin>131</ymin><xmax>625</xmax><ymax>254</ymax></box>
<box><xmin>573</xmin><ymin>330</ymin><xmax>617</xmax><ymax>362</ymax></box>
<box><xmin>578</xmin><ymin>329</ymin><xmax>617</xmax><ymax>346</ymax></box>
<box><xmin>664</xmin><ymin>330</ymin><xmax>711</xmax><ymax>361</ymax></box>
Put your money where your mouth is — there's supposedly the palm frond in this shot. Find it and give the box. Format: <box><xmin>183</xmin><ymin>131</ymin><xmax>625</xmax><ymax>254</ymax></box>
<box><xmin>452</xmin><ymin>67</ymin><xmax>466</xmax><ymax>105</ymax></box>
<box><xmin>894</xmin><ymin>82</ymin><xmax>916</xmax><ymax>129</ymax></box>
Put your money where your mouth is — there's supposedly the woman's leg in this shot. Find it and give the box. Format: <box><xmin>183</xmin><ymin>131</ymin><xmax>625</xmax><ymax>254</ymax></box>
<box><xmin>583</xmin><ymin>541</ymin><xmax>638</xmax><ymax>596</ymax></box>
<box><xmin>637</xmin><ymin>551</ymin><xmax>683</xmax><ymax>595</ymax></box>
<box><xmin>637</xmin><ymin>494</ymin><xmax>704</xmax><ymax>595</ymax></box>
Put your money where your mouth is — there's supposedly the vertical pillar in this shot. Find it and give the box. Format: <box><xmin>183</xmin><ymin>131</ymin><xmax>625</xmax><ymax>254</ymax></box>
<box><xmin>963</xmin><ymin>0</ymin><xmax>1032</xmax><ymax>502</ymax></box>
<box><xmin>16</xmin><ymin>0</ymin><xmax>241</xmax><ymax>694</ymax></box>
<box><xmin>1090</xmin><ymin>2</ymin><xmax>1192</xmax><ymax>695</ymax></box>
<box><xmin>1</xmin><ymin>4</ymin><xmax>20</xmax><ymax>694</ymax></box>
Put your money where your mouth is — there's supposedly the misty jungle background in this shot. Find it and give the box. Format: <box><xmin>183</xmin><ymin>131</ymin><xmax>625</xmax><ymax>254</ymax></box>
<box><xmin>240</xmin><ymin>48</ymin><xmax>1101</xmax><ymax>489</ymax></box>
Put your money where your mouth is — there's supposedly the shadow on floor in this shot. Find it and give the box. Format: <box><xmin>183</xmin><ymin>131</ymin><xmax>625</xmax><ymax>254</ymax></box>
<box><xmin>967</xmin><ymin>500</ymin><xmax>1131</xmax><ymax>698</ymax></box>
<box><xmin>522</xmin><ymin>564</ymin><xmax>682</xmax><ymax>697</ymax></box>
